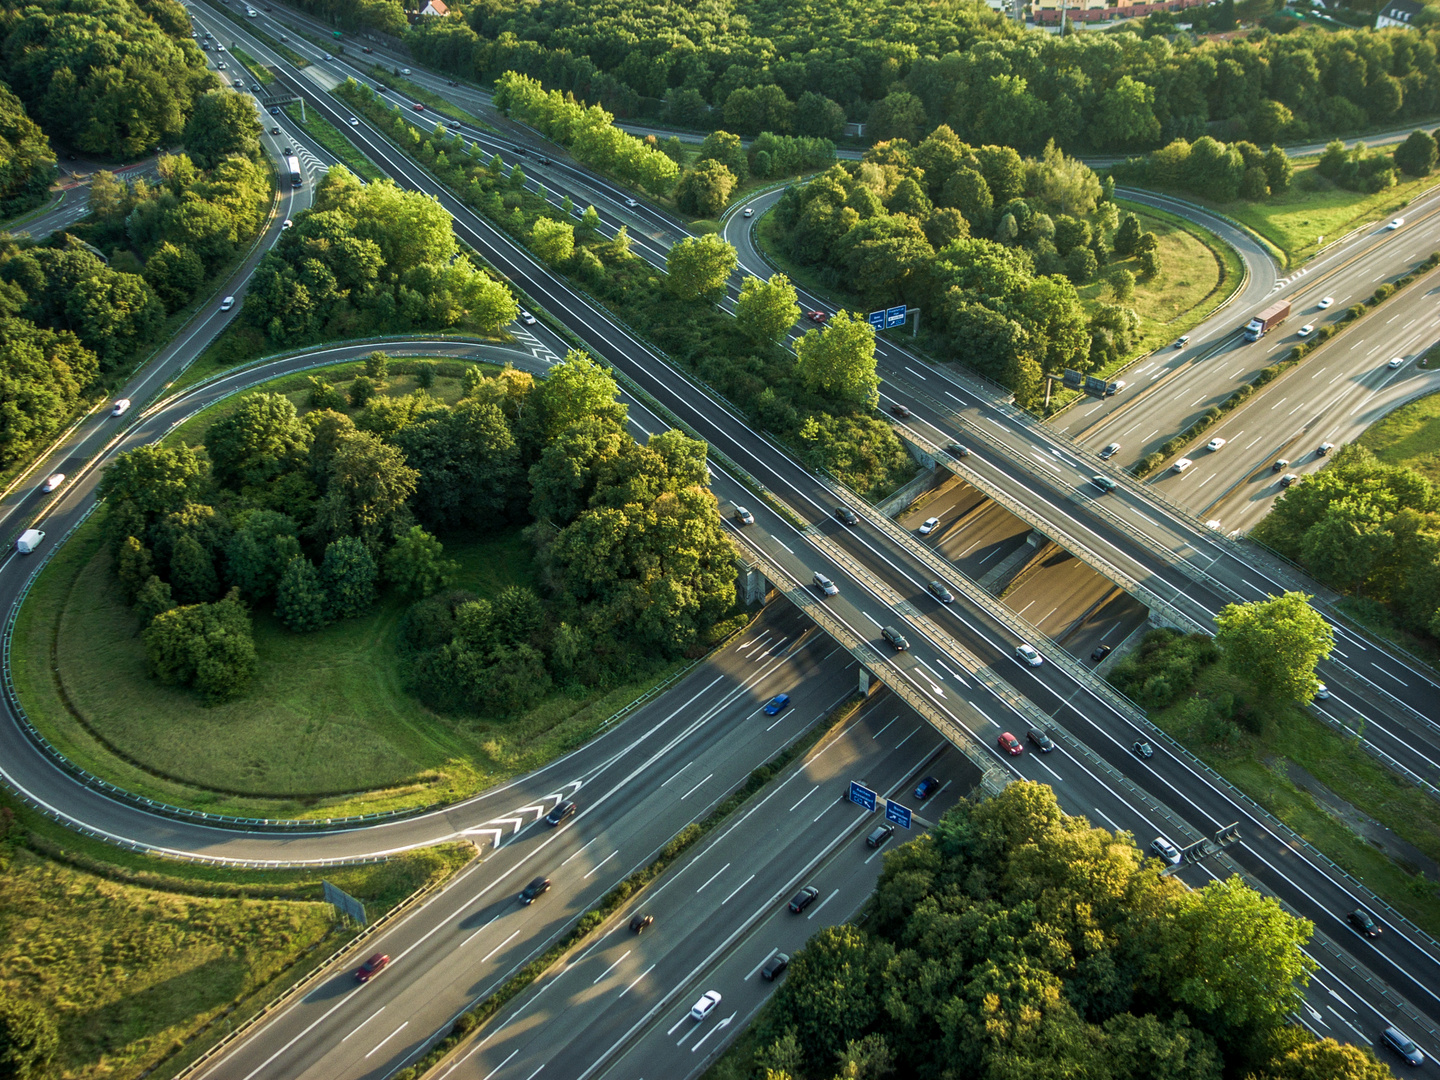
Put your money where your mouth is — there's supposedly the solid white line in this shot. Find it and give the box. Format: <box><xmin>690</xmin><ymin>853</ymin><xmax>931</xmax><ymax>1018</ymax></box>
<box><xmin>788</xmin><ymin>785</ymin><xmax>818</xmax><ymax>812</ymax></box>
<box><xmin>681</xmin><ymin>773</ymin><xmax>713</xmax><ymax>800</ymax></box>
<box><xmin>721</xmin><ymin>873</ymin><xmax>756</xmax><ymax>904</ymax></box>
<box><xmin>872</xmin><ymin>716</ymin><xmax>898</xmax><ymax>739</ymax></box>
<box><xmin>342</xmin><ymin>1006</ymin><xmax>385</xmax><ymax>1042</ymax></box>
<box><xmin>478</xmin><ymin>1049</ymin><xmax>519</xmax><ymax>1079</ymax></box>
<box><xmin>584</xmin><ymin>850</ymin><xmax>619</xmax><ymax>879</ymax></box>
<box><xmin>481</xmin><ymin>928</ymin><xmax>522</xmax><ymax>963</ymax></box>
<box><xmin>660</xmin><ymin>762</ymin><xmax>692</xmax><ymax>788</ymax></box>
<box><xmin>365</xmin><ymin>1021</ymin><xmax>409</xmax><ymax>1059</ymax></box>
<box><xmin>591</xmin><ymin>949</ymin><xmax>632</xmax><ymax>985</ymax></box>
<box><xmin>560</xmin><ymin>836</ymin><xmax>600</xmax><ymax>867</ymax></box>
<box><xmin>807</xmin><ymin>887</ymin><xmax>839</xmax><ymax>920</ymax></box>
<box><xmin>696</xmin><ymin>862</ymin><xmax>731</xmax><ymax>893</ymax></box>
<box><xmin>618</xmin><ymin>964</ymin><xmax>655</xmax><ymax>1000</ymax></box>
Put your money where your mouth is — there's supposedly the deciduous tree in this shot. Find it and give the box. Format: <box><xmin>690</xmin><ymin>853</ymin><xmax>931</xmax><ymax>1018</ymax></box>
<box><xmin>1215</xmin><ymin>591</ymin><xmax>1335</xmax><ymax>704</ymax></box>
<box><xmin>793</xmin><ymin>310</ymin><xmax>879</xmax><ymax>407</ymax></box>
<box><xmin>736</xmin><ymin>273</ymin><xmax>800</xmax><ymax>345</ymax></box>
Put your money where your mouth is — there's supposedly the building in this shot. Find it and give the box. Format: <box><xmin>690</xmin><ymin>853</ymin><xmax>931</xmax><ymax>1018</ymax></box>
<box><xmin>1376</xmin><ymin>0</ymin><xmax>1423</xmax><ymax>28</ymax></box>
<box><xmin>417</xmin><ymin>0</ymin><xmax>449</xmax><ymax>15</ymax></box>
<box><xmin>1030</xmin><ymin>0</ymin><xmax>1206</xmax><ymax>24</ymax></box>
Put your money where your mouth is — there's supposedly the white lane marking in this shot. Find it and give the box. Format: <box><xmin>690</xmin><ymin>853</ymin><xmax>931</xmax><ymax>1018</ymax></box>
<box><xmin>681</xmin><ymin>773</ymin><xmax>714</xmax><ymax>800</ymax></box>
<box><xmin>807</xmin><ymin>888</ymin><xmax>840</xmax><ymax>920</ymax></box>
<box><xmin>1372</xmin><ymin>664</ymin><xmax>1408</xmax><ymax>687</ymax></box>
<box><xmin>789</xmin><ymin>785</ymin><xmax>819</xmax><ymax>812</ymax></box>
<box><xmin>342</xmin><ymin>1006</ymin><xmax>385</xmax><ymax>1042</ymax></box>
<box><xmin>660</xmin><ymin>762</ymin><xmax>692</xmax><ymax>787</ymax></box>
<box><xmin>560</xmin><ymin>836</ymin><xmax>600</xmax><ymax>867</ymax></box>
<box><xmin>1091</xmin><ymin>805</ymin><xmax>1125</xmax><ymax>834</ymax></box>
<box><xmin>481</xmin><ymin>927</ymin><xmax>522</xmax><ymax>963</ymax></box>
<box><xmin>747</xmin><ymin>949</ymin><xmax>779</xmax><ymax>981</ymax></box>
<box><xmin>696</xmin><ymin>862</ymin><xmax>731</xmax><ymax>893</ymax></box>
<box><xmin>478</xmin><ymin>1050</ymin><xmax>519</xmax><ymax>1080</ymax></box>
<box><xmin>904</xmin><ymin>365</ymin><xmax>928</xmax><ymax>380</ymax></box>
<box><xmin>365</xmin><ymin>1021</ymin><xmax>409</xmax><ymax>1059</ymax></box>
<box><xmin>893</xmin><ymin>728</ymin><xmax>918</xmax><ymax>748</ymax></box>
<box><xmin>584</xmin><ymin>850</ymin><xmax>619</xmax><ymax>879</ymax></box>
<box><xmin>872</xmin><ymin>716</ymin><xmax>898</xmax><ymax>739</ymax></box>
<box><xmin>721</xmin><ymin>874</ymin><xmax>756</xmax><ymax>904</ymax></box>
<box><xmin>591</xmin><ymin>949</ymin><xmax>632</xmax><ymax>985</ymax></box>
<box><xmin>618</xmin><ymin>964</ymin><xmax>655</xmax><ymax>1000</ymax></box>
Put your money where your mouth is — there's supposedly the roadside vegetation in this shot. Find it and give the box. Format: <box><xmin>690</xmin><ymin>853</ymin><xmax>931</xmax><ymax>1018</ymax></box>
<box><xmin>1359</xmin><ymin>388</ymin><xmax>1440</xmax><ymax>485</ymax></box>
<box><xmin>282</xmin><ymin>103</ymin><xmax>383</xmax><ymax>180</ymax></box>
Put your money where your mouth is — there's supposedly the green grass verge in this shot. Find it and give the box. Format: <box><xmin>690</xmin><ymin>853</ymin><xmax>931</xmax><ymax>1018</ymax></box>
<box><xmin>230</xmin><ymin>46</ymin><xmax>273</xmax><ymax>83</ymax></box>
<box><xmin>284</xmin><ymin>102</ymin><xmax>382</xmax><ymax>181</ymax></box>
<box><xmin>0</xmin><ymin>795</ymin><xmax>471</xmax><ymax>1080</ymax></box>
<box><xmin>1358</xmin><ymin>388</ymin><xmax>1440</xmax><ymax>484</ymax></box>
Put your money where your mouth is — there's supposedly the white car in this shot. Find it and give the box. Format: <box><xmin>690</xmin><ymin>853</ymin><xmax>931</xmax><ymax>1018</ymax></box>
<box><xmin>1151</xmin><ymin>836</ymin><xmax>1182</xmax><ymax>866</ymax></box>
<box><xmin>401</xmin><ymin>67</ymin><xmax>412</xmax><ymax>75</ymax></box>
<box><xmin>690</xmin><ymin>990</ymin><xmax>722</xmax><ymax>1020</ymax></box>
<box><xmin>1297</xmin><ymin>324</ymin><xmax>1314</xmax><ymax>337</ymax></box>
<box><xmin>111</xmin><ymin>398</ymin><xmax>131</xmax><ymax>417</ymax></box>
<box><xmin>743</xmin><ymin>207</ymin><xmax>754</xmax><ymax>217</ymax></box>
<box><xmin>918</xmin><ymin>516</ymin><xmax>940</xmax><ymax>535</ymax></box>
<box><xmin>1386</xmin><ymin>218</ymin><xmax>1404</xmax><ymax>230</ymax></box>
<box><xmin>1317</xmin><ymin>296</ymin><xmax>1334</xmax><ymax>309</ymax></box>
<box><xmin>349</xmin><ymin>117</ymin><xmax>359</xmax><ymax>126</ymax></box>
<box><xmin>1015</xmin><ymin>643</ymin><xmax>1043</xmax><ymax>667</ymax></box>
<box><xmin>1172</xmin><ymin>457</ymin><xmax>1192</xmax><ymax>473</ymax></box>
<box><xmin>1099</xmin><ymin>442</ymin><xmax>1120</xmax><ymax>460</ymax></box>
<box><xmin>282</xmin><ymin>218</ymin><xmax>293</xmax><ymax>229</ymax></box>
<box><xmin>624</xmin><ymin>197</ymin><xmax>638</xmax><ymax>208</ymax></box>
<box><xmin>518</xmin><ymin>310</ymin><xmax>537</xmax><ymax>326</ymax></box>
<box><xmin>1206</xmin><ymin>437</ymin><xmax>1226</xmax><ymax>451</ymax></box>
<box><xmin>1388</xmin><ymin>356</ymin><xmax>1405</xmax><ymax>369</ymax></box>
<box><xmin>1315</xmin><ymin>683</ymin><xmax>1330</xmax><ymax>700</ymax></box>
<box><xmin>219</xmin><ymin>295</ymin><xmax>235</xmax><ymax>311</ymax></box>
<box><xmin>41</xmin><ymin>473</ymin><xmax>65</xmax><ymax>493</ymax></box>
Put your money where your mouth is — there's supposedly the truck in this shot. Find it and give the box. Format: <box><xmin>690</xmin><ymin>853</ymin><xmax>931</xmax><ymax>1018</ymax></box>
<box><xmin>16</xmin><ymin>529</ymin><xmax>44</xmax><ymax>554</ymax></box>
<box><xmin>1243</xmin><ymin>299</ymin><xmax>1291</xmax><ymax>342</ymax></box>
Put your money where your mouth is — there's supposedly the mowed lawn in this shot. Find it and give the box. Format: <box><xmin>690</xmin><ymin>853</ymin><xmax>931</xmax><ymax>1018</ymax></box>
<box><xmin>1358</xmin><ymin>389</ymin><xmax>1440</xmax><ymax>483</ymax></box>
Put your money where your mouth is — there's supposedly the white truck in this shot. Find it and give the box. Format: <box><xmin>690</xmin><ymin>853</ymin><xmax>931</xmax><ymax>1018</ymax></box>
<box><xmin>16</xmin><ymin>529</ymin><xmax>44</xmax><ymax>554</ymax></box>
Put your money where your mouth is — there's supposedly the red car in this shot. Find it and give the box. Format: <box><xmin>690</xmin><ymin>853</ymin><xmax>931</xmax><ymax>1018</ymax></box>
<box><xmin>412</xmin><ymin>102</ymin><xmax>425</xmax><ymax>111</ymax></box>
<box><xmin>355</xmin><ymin>953</ymin><xmax>390</xmax><ymax>982</ymax></box>
<box><xmin>806</xmin><ymin>310</ymin><xmax>828</xmax><ymax>325</ymax></box>
<box><xmin>998</xmin><ymin>732</ymin><xmax>1023</xmax><ymax>756</ymax></box>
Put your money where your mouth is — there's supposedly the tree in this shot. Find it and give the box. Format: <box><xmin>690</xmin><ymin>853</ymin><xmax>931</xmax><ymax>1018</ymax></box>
<box><xmin>675</xmin><ymin>160</ymin><xmax>737</xmax><ymax>218</ymax></box>
<box><xmin>866</xmin><ymin>91</ymin><xmax>927</xmax><ymax>143</ymax></box>
<box><xmin>1113</xmin><ymin>212</ymin><xmax>1143</xmax><ymax>257</ymax></box>
<box><xmin>205</xmin><ymin>393</ymin><xmax>312</xmax><ymax>490</ymax></box>
<box><xmin>349</xmin><ymin>376</ymin><xmax>377</xmax><ymax>410</ymax></box>
<box><xmin>170</xmin><ymin>533</ymin><xmax>219</xmax><ymax>605</ymax></box>
<box><xmin>0</xmin><ymin>990</ymin><xmax>58</xmax><ymax>1080</ymax></box>
<box><xmin>696</xmin><ymin>130</ymin><xmax>747</xmax><ymax>180</ymax></box>
<box><xmin>1394</xmin><ymin>130</ymin><xmax>1439</xmax><ymax>177</ymax></box>
<box><xmin>492</xmin><ymin>585</ymin><xmax>544</xmax><ymax>646</ymax></box>
<box><xmin>1138</xmin><ymin>247</ymin><xmax>1162</xmax><ymax>278</ymax></box>
<box><xmin>1109</xmin><ymin>268</ymin><xmax>1136</xmax><ymax>302</ymax></box>
<box><xmin>736</xmin><ymin>274</ymin><xmax>800</xmax><ymax>345</ymax></box>
<box><xmin>115</xmin><ymin>536</ymin><xmax>153</xmax><ymax>601</ymax></box>
<box><xmin>143</xmin><ymin>589</ymin><xmax>257</xmax><ymax>701</ymax></box>
<box><xmin>397</xmin><ymin>398</ymin><xmax>523</xmax><ymax>530</ymax></box>
<box><xmin>275</xmin><ymin>556</ymin><xmax>329</xmax><ymax>632</ymax></box>
<box><xmin>1215</xmin><ymin>592</ymin><xmax>1335</xmax><ymax>704</ymax></box>
<box><xmin>665</xmin><ymin>234</ymin><xmax>737</xmax><ymax>302</ymax></box>
<box><xmin>365</xmin><ymin>351</ymin><xmax>389</xmax><ymax>380</ymax></box>
<box><xmin>795</xmin><ymin>92</ymin><xmax>846</xmax><ymax>140</ymax></box>
<box><xmin>531</xmin><ymin>217</ymin><xmax>575</xmax><ymax>264</ymax></box>
<box><xmin>384</xmin><ymin>525</ymin><xmax>458</xmax><ymax>598</ymax></box>
<box><xmin>143</xmin><ymin>242</ymin><xmax>205</xmax><ymax>313</ymax></box>
<box><xmin>1259</xmin><ymin>1031</ymin><xmax>1394</xmax><ymax>1080</ymax></box>
<box><xmin>321</xmin><ymin>536</ymin><xmax>378</xmax><ymax>619</ymax></box>
<box><xmin>134</xmin><ymin>575</ymin><xmax>175</xmax><ymax>624</ymax></box>
<box><xmin>315</xmin><ymin>430</ymin><xmax>419</xmax><ymax>549</ymax></box>
<box><xmin>1263</xmin><ymin>145</ymin><xmax>1294</xmax><ymax>193</ymax></box>
<box><xmin>794</xmin><ymin>310</ymin><xmax>879</xmax><ymax>407</ymax></box>
<box><xmin>182</xmin><ymin>90</ymin><xmax>263</xmax><ymax>170</ymax></box>
<box><xmin>99</xmin><ymin>444</ymin><xmax>208</xmax><ymax>522</ymax></box>
<box><xmin>533</xmin><ymin>350</ymin><xmax>627</xmax><ymax>443</ymax></box>
<box><xmin>224</xmin><ymin>511</ymin><xmax>299</xmax><ymax>602</ymax></box>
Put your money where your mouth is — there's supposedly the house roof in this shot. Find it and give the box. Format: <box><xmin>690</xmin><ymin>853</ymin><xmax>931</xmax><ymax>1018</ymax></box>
<box><xmin>420</xmin><ymin>0</ymin><xmax>449</xmax><ymax>14</ymax></box>
<box><xmin>1378</xmin><ymin>0</ymin><xmax>1423</xmax><ymax>23</ymax></box>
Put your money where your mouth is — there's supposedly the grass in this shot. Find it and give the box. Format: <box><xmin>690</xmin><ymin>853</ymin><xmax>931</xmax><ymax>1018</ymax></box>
<box><xmin>285</xmin><ymin>102</ymin><xmax>382</xmax><ymax>181</ymax></box>
<box><xmin>1357</xmin><ymin>389</ymin><xmax>1440</xmax><ymax>484</ymax></box>
<box><xmin>230</xmin><ymin>46</ymin><xmax>272</xmax><ymax>83</ymax></box>
<box><xmin>1150</xmin><ymin>659</ymin><xmax>1440</xmax><ymax>936</ymax></box>
<box><xmin>0</xmin><ymin>799</ymin><xmax>471</xmax><ymax>1080</ymax></box>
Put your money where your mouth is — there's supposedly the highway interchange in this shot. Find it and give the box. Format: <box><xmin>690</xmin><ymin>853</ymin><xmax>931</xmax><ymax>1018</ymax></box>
<box><xmin>3</xmin><ymin>4</ymin><xmax>1440</xmax><ymax>1078</ymax></box>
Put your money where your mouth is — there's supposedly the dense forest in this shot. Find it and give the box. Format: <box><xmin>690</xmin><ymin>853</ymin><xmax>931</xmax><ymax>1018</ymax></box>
<box><xmin>97</xmin><ymin>352</ymin><xmax>736</xmax><ymax>706</ymax></box>
<box><xmin>750</xmin><ymin>781</ymin><xmax>1397</xmax><ymax>1080</ymax></box>
<box><xmin>0</xmin><ymin>83</ymin><xmax>55</xmax><ymax>217</ymax></box>
<box><xmin>409</xmin><ymin>0</ymin><xmax>1440</xmax><ymax>154</ymax></box>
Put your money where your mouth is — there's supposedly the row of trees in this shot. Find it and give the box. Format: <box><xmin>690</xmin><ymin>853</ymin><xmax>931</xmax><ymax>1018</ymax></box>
<box><xmin>674</xmin><ymin>129</ymin><xmax>835</xmax><ymax>217</ymax></box>
<box><xmin>770</xmin><ymin>130</ymin><xmax>1149</xmax><ymax>405</ymax></box>
<box><xmin>244</xmin><ymin>166</ymin><xmax>517</xmax><ymax>345</ymax></box>
<box><xmin>1114</xmin><ymin>136</ymin><xmax>1294</xmax><ymax>202</ymax></box>
<box><xmin>0</xmin><ymin>0</ymin><xmax>215</xmax><ymax>159</ymax></box>
<box><xmin>751</xmin><ymin>780</ymin><xmax>1388</xmax><ymax>1080</ymax></box>
<box><xmin>0</xmin><ymin>83</ymin><xmax>56</xmax><ymax>217</ymax></box>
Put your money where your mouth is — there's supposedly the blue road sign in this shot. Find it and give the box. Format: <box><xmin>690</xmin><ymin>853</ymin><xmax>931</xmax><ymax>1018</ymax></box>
<box><xmin>885</xmin><ymin>305</ymin><xmax>907</xmax><ymax>328</ymax></box>
<box><xmin>866</xmin><ymin>309</ymin><xmax>886</xmax><ymax>331</ymax></box>
<box><xmin>848</xmin><ymin>780</ymin><xmax>877</xmax><ymax>812</ymax></box>
<box><xmin>885</xmin><ymin>800</ymin><xmax>913</xmax><ymax>829</ymax></box>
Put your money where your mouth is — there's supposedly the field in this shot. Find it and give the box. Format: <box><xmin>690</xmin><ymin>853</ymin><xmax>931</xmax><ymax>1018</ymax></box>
<box><xmin>1357</xmin><ymin>389</ymin><xmax>1440</xmax><ymax>484</ymax></box>
<box><xmin>10</xmin><ymin>364</ymin><xmax>694</xmax><ymax>819</ymax></box>
<box><xmin>0</xmin><ymin>803</ymin><xmax>470</xmax><ymax>1080</ymax></box>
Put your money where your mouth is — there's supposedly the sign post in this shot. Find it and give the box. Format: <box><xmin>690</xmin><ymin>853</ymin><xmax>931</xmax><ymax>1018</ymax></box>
<box><xmin>884</xmin><ymin>799</ymin><xmax>913</xmax><ymax>829</ymax></box>
<box><xmin>848</xmin><ymin>780</ymin><xmax>877</xmax><ymax>812</ymax></box>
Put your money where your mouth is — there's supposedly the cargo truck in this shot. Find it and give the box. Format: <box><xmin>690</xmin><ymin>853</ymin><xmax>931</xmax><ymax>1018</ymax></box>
<box><xmin>1243</xmin><ymin>299</ymin><xmax>1290</xmax><ymax>342</ymax></box>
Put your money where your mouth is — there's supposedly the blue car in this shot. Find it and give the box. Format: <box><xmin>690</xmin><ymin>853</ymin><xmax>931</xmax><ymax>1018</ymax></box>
<box><xmin>763</xmin><ymin>694</ymin><xmax>791</xmax><ymax>716</ymax></box>
<box><xmin>914</xmin><ymin>776</ymin><xmax>940</xmax><ymax>800</ymax></box>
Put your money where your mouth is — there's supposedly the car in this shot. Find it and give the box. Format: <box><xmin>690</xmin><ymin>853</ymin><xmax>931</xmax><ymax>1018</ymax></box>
<box><xmin>518</xmin><ymin>309</ymin><xmax>537</xmax><ymax>326</ymax></box>
<box><xmin>1389</xmin><ymin>356</ymin><xmax>1406</xmax><ymax>369</ymax></box>
<box><xmin>323</xmin><ymin>52</ymin><xmax>333</xmax><ymax>60</ymax></box>
<box><xmin>1318</xmin><ymin>296</ymin><xmax>1334</xmax><ymax>308</ymax></box>
<box><xmin>413</xmin><ymin>102</ymin><xmax>425</xmax><ymax>111</ymax></box>
<box><xmin>519</xmin><ymin>876</ymin><xmax>551</xmax><ymax>904</ymax></box>
<box><xmin>914</xmin><ymin>776</ymin><xmax>940</xmax><ymax>800</ymax></box>
<box><xmin>1173</xmin><ymin>335</ymin><xmax>1189</xmax><ymax>349</ymax></box>
<box><xmin>690</xmin><ymin>990</ymin><xmax>722</xmax><ymax>1020</ymax></box>
<box><xmin>890</xmin><ymin>403</ymin><xmax>912</xmax><ymax>419</ymax></box>
<box><xmin>835</xmin><ymin>505</ymin><xmax>858</xmax><ymax>526</ymax></box>
<box><xmin>1317</xmin><ymin>442</ymin><xmax>1334</xmax><ymax>456</ymax></box>
<box><xmin>1382</xmin><ymin>1026</ymin><xmax>1425</xmax><ymax>1066</ymax></box>
<box><xmin>215</xmin><ymin>44</ymin><xmax>225</xmax><ymax>51</ymax></box>
<box><xmin>1280</xmin><ymin>473</ymin><xmax>1299</xmax><ymax>487</ymax></box>
<box><xmin>733</xmin><ymin>506</ymin><xmax>754</xmax><ymax>525</ymax></box>
<box><xmin>401</xmin><ymin>67</ymin><xmax>412</xmax><ymax>75</ymax></box>
<box><xmin>928</xmin><ymin>580</ymin><xmax>955</xmax><ymax>603</ymax></box>
<box><xmin>1315</xmin><ymin>683</ymin><xmax>1329</xmax><ymax>700</ymax></box>
<box><xmin>788</xmin><ymin>885</ymin><xmax>819</xmax><ymax>913</ymax></box>
<box><xmin>918</xmin><ymin>516</ymin><xmax>940</xmax><ymax>535</ymax></box>
<box><xmin>447</xmin><ymin>79</ymin><xmax>458</xmax><ymax>86</ymax></box>
<box><xmin>544</xmin><ymin>800</ymin><xmax>576</xmax><ymax>825</ymax></box>
<box><xmin>41</xmin><ymin>473</ymin><xmax>64</xmax><ymax>493</ymax></box>
<box><xmin>270</xmin><ymin>126</ymin><xmax>281</xmax><ymax>134</ymax></box>
<box><xmin>282</xmin><ymin>147</ymin><xmax>292</xmax><ymax>155</ymax></box>
<box><xmin>743</xmin><ymin>207</ymin><xmax>754</xmax><ymax>217</ymax></box>
<box><xmin>219</xmin><ymin>295</ymin><xmax>235</xmax><ymax>311</ymax></box>
<box><xmin>1206</xmin><ymin>437</ymin><xmax>1226</xmax><ymax>451</ymax></box>
<box><xmin>282</xmin><ymin>218</ymin><xmax>292</xmax><ymax>229</ymax></box>
<box><xmin>946</xmin><ymin>443</ymin><xmax>970</xmax><ymax>458</ymax></box>
<box><xmin>806</xmin><ymin>310</ymin><xmax>828</xmax><ymax>324</ymax></box>
<box><xmin>1386</xmin><ymin>217</ymin><xmax>1405</xmax><ymax>230</ymax></box>
<box><xmin>813</xmin><ymin>572</ymin><xmax>838</xmax><ymax>597</ymax></box>
<box><xmin>1099</xmin><ymin>443</ymin><xmax>1121</xmax><ymax>460</ymax></box>
<box><xmin>1150</xmin><ymin>836</ymin><xmax>1181</xmax><ymax>865</ymax></box>
<box><xmin>202</xmin><ymin>42</ymin><xmax>210</xmax><ymax>49</ymax></box>
<box><xmin>760</xmin><ymin>953</ymin><xmax>790</xmax><ymax>981</ymax></box>
<box><xmin>866</xmin><ymin>823</ymin><xmax>895</xmax><ymax>847</ymax></box>
<box><xmin>625</xmin><ymin>197</ymin><xmax>638</xmax><ymax>208</ymax></box>
<box><xmin>1272</xmin><ymin>458</ymin><xmax>1290</xmax><ymax>472</ymax></box>
<box><xmin>763</xmin><ymin>694</ymin><xmax>791</xmax><ymax>716</ymax></box>
<box><xmin>111</xmin><ymin>399</ymin><xmax>131</xmax><ymax>417</ymax></box>
<box><xmin>349</xmin><ymin>117</ymin><xmax>359</xmax><ymax>125</ymax></box>
<box><xmin>1107</xmin><ymin>379</ymin><xmax>1127</xmax><ymax>395</ymax></box>
<box><xmin>1091</xmin><ymin>475</ymin><xmax>1116</xmax><ymax>492</ymax></box>
<box><xmin>1297</xmin><ymin>324</ymin><xmax>1314</xmax><ymax>337</ymax></box>
<box><xmin>269</xmin><ymin>105</ymin><xmax>281</xmax><ymax>115</ymax></box>
<box><xmin>998</xmin><ymin>731</ymin><xmax>1023</xmax><ymax>756</ymax></box>
<box><xmin>1172</xmin><ymin>458</ymin><xmax>1192</xmax><ymax>473</ymax></box>
<box><xmin>376</xmin><ymin>85</ymin><xmax>387</xmax><ymax>92</ymax></box>
<box><xmin>1015</xmin><ymin>643</ymin><xmax>1043</xmax><ymax>667</ymax></box>
<box><xmin>629</xmin><ymin>913</ymin><xmax>654</xmax><ymax>933</ymax></box>
<box><xmin>1133</xmin><ymin>740</ymin><xmax>1154</xmax><ymax>759</ymax></box>
<box><xmin>1027</xmin><ymin>726</ymin><xmax>1055</xmax><ymax>752</ymax></box>
<box><xmin>362</xmin><ymin>45</ymin><xmax>373</xmax><ymax>53</ymax></box>
<box><xmin>355</xmin><ymin>953</ymin><xmax>390</xmax><ymax>982</ymax></box>
<box><xmin>216</xmin><ymin>61</ymin><xmax>227</xmax><ymax>69</ymax></box>
<box><xmin>1091</xmin><ymin>644</ymin><xmax>1112</xmax><ymax>662</ymax></box>
<box><xmin>881</xmin><ymin>625</ymin><xmax>910</xmax><ymax>651</ymax></box>
<box><xmin>449</xmin><ymin>120</ymin><xmax>462</xmax><ymax>129</ymax></box>
<box><xmin>1347</xmin><ymin>909</ymin><xmax>1380</xmax><ymax>938</ymax></box>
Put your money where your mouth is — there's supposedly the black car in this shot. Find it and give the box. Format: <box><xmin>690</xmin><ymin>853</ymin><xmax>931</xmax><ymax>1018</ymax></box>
<box><xmin>1027</xmin><ymin>726</ymin><xmax>1055</xmax><ymax>752</ymax></box>
<box><xmin>1091</xmin><ymin>645</ymin><xmax>1112</xmax><ymax>662</ymax></box>
<box><xmin>1347</xmin><ymin>909</ymin><xmax>1381</xmax><ymax>938</ymax></box>
<box><xmin>928</xmin><ymin>580</ymin><xmax>955</xmax><ymax>603</ymax></box>
<box><xmin>760</xmin><ymin>952</ymin><xmax>790</xmax><ymax>981</ymax></box>
<box><xmin>947</xmin><ymin>443</ymin><xmax>970</xmax><ymax>458</ymax></box>
<box><xmin>881</xmin><ymin>625</ymin><xmax>909</xmax><ymax>651</ymax></box>
<box><xmin>836</xmin><ymin>505</ymin><xmax>859</xmax><ymax>526</ymax></box>
<box><xmin>544</xmin><ymin>800</ymin><xmax>576</xmax><ymax>826</ymax></box>
<box><xmin>866</xmin><ymin>823</ymin><xmax>895</xmax><ymax>847</ymax></box>
<box><xmin>890</xmin><ymin>403</ymin><xmax>912</xmax><ymax>419</ymax></box>
<box><xmin>789</xmin><ymin>885</ymin><xmax>819</xmax><ymax>913</ymax></box>
<box><xmin>1132</xmin><ymin>740</ymin><xmax>1154</xmax><ymax>759</ymax></box>
<box><xmin>519</xmin><ymin>876</ymin><xmax>551</xmax><ymax>904</ymax></box>
<box><xmin>629</xmin><ymin>913</ymin><xmax>654</xmax><ymax>933</ymax></box>
<box><xmin>1091</xmin><ymin>475</ymin><xmax>1116</xmax><ymax>492</ymax></box>
<box><xmin>270</xmin><ymin>126</ymin><xmax>281</xmax><ymax>135</ymax></box>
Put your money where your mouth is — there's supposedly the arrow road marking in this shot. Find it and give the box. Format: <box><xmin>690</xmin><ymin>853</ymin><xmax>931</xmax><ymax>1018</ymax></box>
<box><xmin>692</xmin><ymin>1012</ymin><xmax>735</xmax><ymax>1053</ymax></box>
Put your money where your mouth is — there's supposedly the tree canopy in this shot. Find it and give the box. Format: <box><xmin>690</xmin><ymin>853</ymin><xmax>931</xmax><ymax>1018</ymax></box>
<box><xmin>1215</xmin><ymin>592</ymin><xmax>1335</xmax><ymax>706</ymax></box>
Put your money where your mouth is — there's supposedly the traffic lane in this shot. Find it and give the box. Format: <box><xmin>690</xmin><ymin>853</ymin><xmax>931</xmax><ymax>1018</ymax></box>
<box><xmin>1004</xmin><ymin>550</ymin><xmax>1145</xmax><ymax>655</ymax></box>
<box><xmin>460</xmin><ymin>696</ymin><xmax>972</xmax><ymax>1080</ymax></box>
<box><xmin>1057</xmin><ymin>586</ymin><xmax>1149</xmax><ymax>663</ymax></box>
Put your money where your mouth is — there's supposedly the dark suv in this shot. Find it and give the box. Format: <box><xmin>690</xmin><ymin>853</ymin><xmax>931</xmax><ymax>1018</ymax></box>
<box><xmin>760</xmin><ymin>952</ymin><xmax>790</xmax><ymax>981</ymax></box>
<box><xmin>519</xmin><ymin>876</ymin><xmax>551</xmax><ymax>904</ymax></box>
<box><xmin>545</xmin><ymin>801</ymin><xmax>576</xmax><ymax>826</ymax></box>
<box><xmin>835</xmin><ymin>505</ymin><xmax>859</xmax><ymax>526</ymax></box>
<box><xmin>788</xmin><ymin>886</ymin><xmax>819</xmax><ymax>913</ymax></box>
<box><xmin>881</xmin><ymin>626</ymin><xmax>910</xmax><ymax>651</ymax></box>
<box><xmin>1347</xmin><ymin>909</ymin><xmax>1381</xmax><ymax>938</ymax></box>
